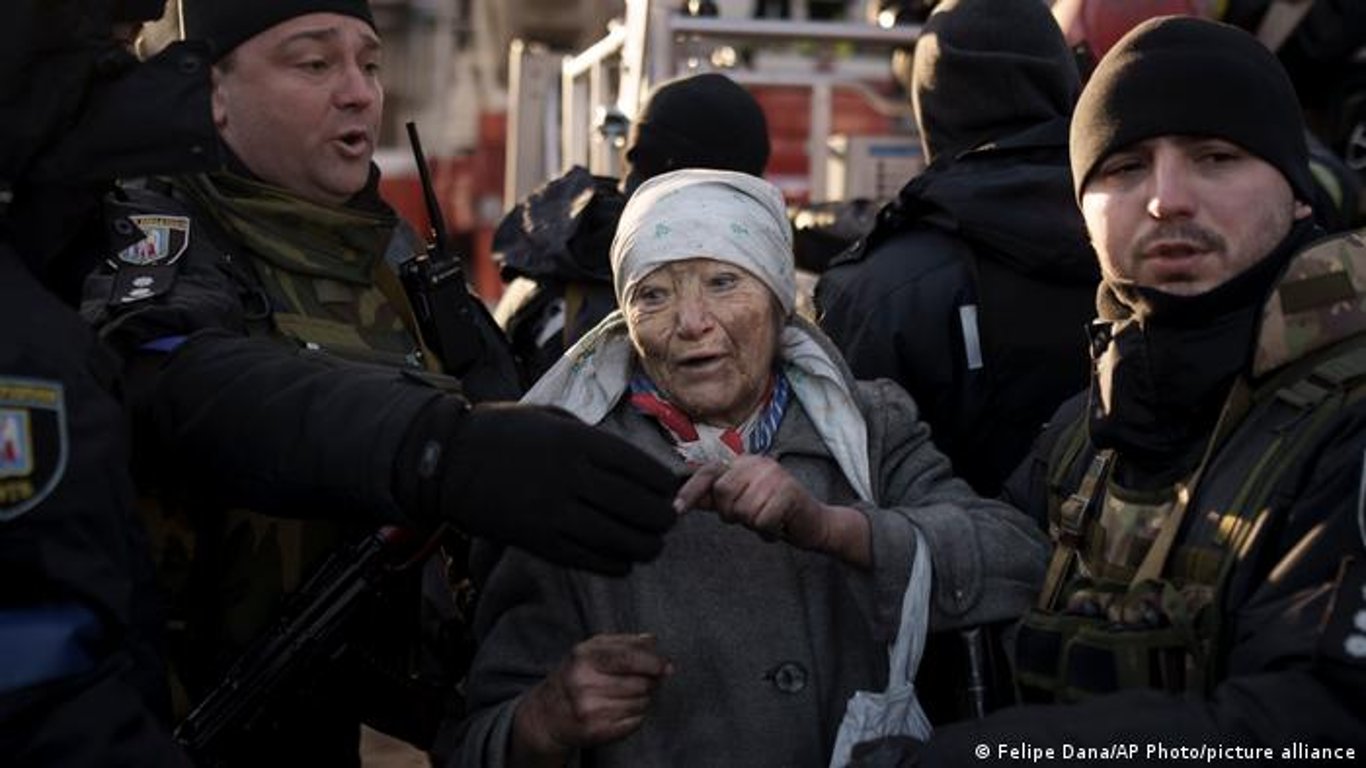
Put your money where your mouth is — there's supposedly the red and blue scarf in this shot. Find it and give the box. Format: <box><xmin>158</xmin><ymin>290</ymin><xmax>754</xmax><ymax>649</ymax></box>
<box><xmin>628</xmin><ymin>369</ymin><xmax>791</xmax><ymax>466</ymax></box>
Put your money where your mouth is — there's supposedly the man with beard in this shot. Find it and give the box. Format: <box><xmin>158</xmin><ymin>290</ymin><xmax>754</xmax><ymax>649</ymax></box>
<box><xmin>853</xmin><ymin>15</ymin><xmax>1366</xmax><ymax>766</ymax></box>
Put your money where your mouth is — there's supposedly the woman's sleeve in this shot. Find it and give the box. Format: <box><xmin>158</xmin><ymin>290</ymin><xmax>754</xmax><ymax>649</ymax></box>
<box><xmin>433</xmin><ymin>544</ymin><xmax>586</xmax><ymax>768</ymax></box>
<box><xmin>855</xmin><ymin>379</ymin><xmax>1049</xmax><ymax>635</ymax></box>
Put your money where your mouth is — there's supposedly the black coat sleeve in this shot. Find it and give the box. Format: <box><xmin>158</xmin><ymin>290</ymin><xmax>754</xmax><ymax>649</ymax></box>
<box><xmin>130</xmin><ymin>329</ymin><xmax>443</xmax><ymax>524</ymax></box>
<box><xmin>82</xmin><ymin>200</ymin><xmax>455</xmax><ymax>525</ymax></box>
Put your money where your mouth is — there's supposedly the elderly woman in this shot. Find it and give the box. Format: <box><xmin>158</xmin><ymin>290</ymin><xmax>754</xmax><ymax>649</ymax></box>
<box><xmin>446</xmin><ymin>170</ymin><xmax>1046</xmax><ymax>768</ymax></box>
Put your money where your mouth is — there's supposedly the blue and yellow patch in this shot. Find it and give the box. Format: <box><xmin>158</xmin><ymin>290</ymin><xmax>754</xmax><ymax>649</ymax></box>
<box><xmin>0</xmin><ymin>378</ymin><xmax>66</xmax><ymax>522</ymax></box>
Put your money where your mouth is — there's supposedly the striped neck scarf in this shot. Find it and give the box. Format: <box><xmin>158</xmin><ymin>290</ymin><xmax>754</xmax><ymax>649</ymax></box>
<box><xmin>629</xmin><ymin>370</ymin><xmax>791</xmax><ymax>466</ymax></box>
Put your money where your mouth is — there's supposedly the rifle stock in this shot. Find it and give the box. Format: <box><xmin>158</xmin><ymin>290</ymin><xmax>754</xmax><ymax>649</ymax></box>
<box><xmin>174</xmin><ymin>525</ymin><xmax>435</xmax><ymax>763</ymax></box>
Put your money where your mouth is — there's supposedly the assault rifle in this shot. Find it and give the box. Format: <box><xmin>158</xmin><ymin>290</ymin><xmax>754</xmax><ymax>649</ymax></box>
<box><xmin>399</xmin><ymin>122</ymin><xmax>522</xmax><ymax>401</ymax></box>
<box><xmin>173</xmin><ymin>525</ymin><xmax>456</xmax><ymax>764</ymax></box>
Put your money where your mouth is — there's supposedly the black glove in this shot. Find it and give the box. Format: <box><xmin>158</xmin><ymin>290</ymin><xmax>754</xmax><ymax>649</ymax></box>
<box><xmin>396</xmin><ymin>398</ymin><xmax>677</xmax><ymax>574</ymax></box>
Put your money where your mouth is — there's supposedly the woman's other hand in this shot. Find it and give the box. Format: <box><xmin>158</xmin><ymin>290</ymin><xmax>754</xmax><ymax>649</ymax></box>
<box><xmin>675</xmin><ymin>456</ymin><xmax>871</xmax><ymax>566</ymax></box>
<box><xmin>511</xmin><ymin>633</ymin><xmax>673</xmax><ymax>767</ymax></box>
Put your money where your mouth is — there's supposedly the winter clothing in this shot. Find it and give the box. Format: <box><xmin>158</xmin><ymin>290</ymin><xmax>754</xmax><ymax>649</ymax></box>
<box><xmin>0</xmin><ymin>248</ymin><xmax>193</xmax><ymax>768</ymax></box>
<box><xmin>818</xmin><ymin>125</ymin><xmax>1097</xmax><ymax>499</ymax></box>
<box><xmin>449</xmin><ymin>372</ymin><xmax>1048</xmax><ymax>768</ymax></box>
<box><xmin>910</xmin><ymin>0</ymin><xmax>1080</xmax><ymax>165</ymax></box>
<box><xmin>611</xmin><ymin>169</ymin><xmax>795</xmax><ymax>315</ymax></box>
<box><xmin>820</xmin><ymin>0</ymin><xmax>1096</xmax><ymax>499</ymax></box>
<box><xmin>492</xmin><ymin>167</ymin><xmax>622</xmax><ymax>383</ymax></box>
<box><xmin>623</xmin><ymin>72</ymin><xmax>770</xmax><ymax>193</ymax></box>
<box><xmin>182</xmin><ymin>0</ymin><xmax>377</xmax><ymax>61</ymax></box>
<box><xmin>1069</xmin><ymin>15</ymin><xmax>1314</xmax><ymax>200</ymax></box>
<box><xmin>81</xmin><ymin>168</ymin><xmax>674</xmax><ymax>763</ymax></box>
<box><xmin>919</xmin><ymin>223</ymin><xmax>1366</xmax><ymax>764</ymax></box>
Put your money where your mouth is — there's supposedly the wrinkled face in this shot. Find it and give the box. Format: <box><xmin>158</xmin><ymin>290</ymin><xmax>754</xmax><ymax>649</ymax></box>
<box><xmin>1081</xmin><ymin>135</ymin><xmax>1312</xmax><ymax>296</ymax></box>
<box><xmin>626</xmin><ymin>258</ymin><xmax>782</xmax><ymax>427</ymax></box>
<box><xmin>212</xmin><ymin>13</ymin><xmax>382</xmax><ymax>206</ymax></box>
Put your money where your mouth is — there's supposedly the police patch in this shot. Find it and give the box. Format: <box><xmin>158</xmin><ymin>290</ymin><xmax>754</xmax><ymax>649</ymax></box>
<box><xmin>116</xmin><ymin>215</ymin><xmax>190</xmax><ymax>267</ymax></box>
<box><xmin>0</xmin><ymin>378</ymin><xmax>66</xmax><ymax>522</ymax></box>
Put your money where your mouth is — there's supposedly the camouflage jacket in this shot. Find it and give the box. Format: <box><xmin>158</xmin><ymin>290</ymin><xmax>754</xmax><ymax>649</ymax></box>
<box><xmin>921</xmin><ymin>229</ymin><xmax>1366</xmax><ymax>760</ymax></box>
<box><xmin>81</xmin><ymin>176</ymin><xmax>455</xmax><ymax>730</ymax></box>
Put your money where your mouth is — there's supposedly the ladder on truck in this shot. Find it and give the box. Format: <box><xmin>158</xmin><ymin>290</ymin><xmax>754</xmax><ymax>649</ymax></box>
<box><xmin>504</xmin><ymin>0</ymin><xmax>924</xmax><ymax>208</ymax></box>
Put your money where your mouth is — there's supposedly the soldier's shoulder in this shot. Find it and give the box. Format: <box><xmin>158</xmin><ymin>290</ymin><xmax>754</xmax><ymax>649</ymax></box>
<box><xmin>1254</xmin><ymin>228</ymin><xmax>1366</xmax><ymax>376</ymax></box>
<box><xmin>94</xmin><ymin>178</ymin><xmax>216</xmax><ymax>308</ymax></box>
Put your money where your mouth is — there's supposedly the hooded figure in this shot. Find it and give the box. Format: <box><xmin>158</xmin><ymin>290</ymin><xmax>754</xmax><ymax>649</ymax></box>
<box><xmin>818</xmin><ymin>0</ymin><xmax>1099</xmax><ymax>500</ymax></box>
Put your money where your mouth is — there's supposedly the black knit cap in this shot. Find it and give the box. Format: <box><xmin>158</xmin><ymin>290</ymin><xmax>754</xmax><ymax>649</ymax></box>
<box><xmin>623</xmin><ymin>73</ymin><xmax>769</xmax><ymax>193</ymax></box>
<box><xmin>1070</xmin><ymin>16</ymin><xmax>1312</xmax><ymax>202</ymax></box>
<box><xmin>183</xmin><ymin>0</ymin><xmax>376</xmax><ymax>62</ymax></box>
<box><xmin>911</xmin><ymin>0</ymin><xmax>1080</xmax><ymax>165</ymax></box>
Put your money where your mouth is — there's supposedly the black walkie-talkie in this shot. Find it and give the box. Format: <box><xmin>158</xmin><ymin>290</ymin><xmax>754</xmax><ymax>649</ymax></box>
<box><xmin>400</xmin><ymin>122</ymin><xmax>522</xmax><ymax>399</ymax></box>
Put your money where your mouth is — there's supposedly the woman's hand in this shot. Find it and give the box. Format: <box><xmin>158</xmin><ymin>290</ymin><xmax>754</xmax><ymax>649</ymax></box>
<box><xmin>674</xmin><ymin>456</ymin><xmax>870</xmax><ymax>566</ymax></box>
<box><xmin>511</xmin><ymin>633</ymin><xmax>673</xmax><ymax>767</ymax></box>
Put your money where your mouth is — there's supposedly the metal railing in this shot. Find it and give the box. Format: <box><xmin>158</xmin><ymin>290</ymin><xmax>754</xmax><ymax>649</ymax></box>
<box><xmin>507</xmin><ymin>0</ymin><xmax>921</xmax><ymax>204</ymax></box>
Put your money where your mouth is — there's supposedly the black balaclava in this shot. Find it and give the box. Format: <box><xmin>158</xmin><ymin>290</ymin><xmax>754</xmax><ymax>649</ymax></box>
<box><xmin>182</xmin><ymin>0</ymin><xmax>376</xmax><ymax>62</ymax></box>
<box><xmin>1074</xmin><ymin>18</ymin><xmax>1322</xmax><ymax>484</ymax></box>
<box><xmin>911</xmin><ymin>0</ymin><xmax>1081</xmax><ymax>165</ymax></box>
<box><xmin>1088</xmin><ymin>219</ymin><xmax>1318</xmax><ymax>485</ymax></box>
<box><xmin>623</xmin><ymin>73</ymin><xmax>770</xmax><ymax>194</ymax></box>
<box><xmin>1070</xmin><ymin>15</ymin><xmax>1313</xmax><ymax>203</ymax></box>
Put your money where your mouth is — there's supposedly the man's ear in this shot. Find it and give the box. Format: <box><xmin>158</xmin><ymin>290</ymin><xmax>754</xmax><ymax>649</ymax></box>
<box><xmin>210</xmin><ymin>65</ymin><xmax>228</xmax><ymax>131</ymax></box>
<box><xmin>1293</xmin><ymin>199</ymin><xmax>1313</xmax><ymax>221</ymax></box>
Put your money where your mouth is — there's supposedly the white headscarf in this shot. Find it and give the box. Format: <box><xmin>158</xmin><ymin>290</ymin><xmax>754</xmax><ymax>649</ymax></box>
<box><xmin>610</xmin><ymin>169</ymin><xmax>797</xmax><ymax>316</ymax></box>
<box><xmin>525</xmin><ymin>169</ymin><xmax>875</xmax><ymax>502</ymax></box>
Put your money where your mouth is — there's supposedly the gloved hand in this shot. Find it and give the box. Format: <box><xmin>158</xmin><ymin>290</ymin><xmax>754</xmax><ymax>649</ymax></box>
<box><xmin>396</xmin><ymin>398</ymin><xmax>678</xmax><ymax>574</ymax></box>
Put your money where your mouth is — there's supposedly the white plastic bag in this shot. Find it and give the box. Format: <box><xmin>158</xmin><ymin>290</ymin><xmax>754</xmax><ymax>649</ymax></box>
<box><xmin>828</xmin><ymin>529</ymin><xmax>934</xmax><ymax>768</ymax></box>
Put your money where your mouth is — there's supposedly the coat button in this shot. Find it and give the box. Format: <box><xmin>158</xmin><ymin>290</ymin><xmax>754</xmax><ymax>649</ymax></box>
<box><xmin>765</xmin><ymin>661</ymin><xmax>808</xmax><ymax>693</ymax></box>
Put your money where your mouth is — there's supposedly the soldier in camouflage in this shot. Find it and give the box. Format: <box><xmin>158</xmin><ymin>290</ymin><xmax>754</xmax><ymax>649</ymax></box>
<box><xmin>80</xmin><ymin>1</ymin><xmax>679</xmax><ymax>764</ymax></box>
<box><xmin>853</xmin><ymin>16</ymin><xmax>1366</xmax><ymax>766</ymax></box>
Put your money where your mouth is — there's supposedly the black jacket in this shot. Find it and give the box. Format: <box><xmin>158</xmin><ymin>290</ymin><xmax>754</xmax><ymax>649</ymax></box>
<box><xmin>83</xmin><ymin>182</ymin><xmax>443</xmax><ymax>523</ymax></box>
<box><xmin>81</xmin><ymin>181</ymin><xmax>456</xmax><ymax>765</ymax></box>
<box><xmin>492</xmin><ymin>166</ymin><xmax>622</xmax><ymax>383</ymax></box>
<box><xmin>816</xmin><ymin>121</ymin><xmax>1098</xmax><ymax>496</ymax></box>
<box><xmin>914</xmin><ymin>229</ymin><xmax>1366</xmax><ymax>763</ymax></box>
<box><xmin>915</xmin><ymin>394</ymin><xmax>1366</xmax><ymax>763</ymax></box>
<box><xmin>0</xmin><ymin>248</ymin><xmax>190</xmax><ymax>767</ymax></box>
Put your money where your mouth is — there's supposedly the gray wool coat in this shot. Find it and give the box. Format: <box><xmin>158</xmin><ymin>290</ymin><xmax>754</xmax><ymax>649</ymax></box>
<box><xmin>444</xmin><ymin>378</ymin><xmax>1047</xmax><ymax>768</ymax></box>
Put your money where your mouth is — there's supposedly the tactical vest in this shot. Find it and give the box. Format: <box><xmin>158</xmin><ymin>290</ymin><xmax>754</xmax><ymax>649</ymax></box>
<box><xmin>1014</xmin><ymin>229</ymin><xmax>1366</xmax><ymax>703</ymax></box>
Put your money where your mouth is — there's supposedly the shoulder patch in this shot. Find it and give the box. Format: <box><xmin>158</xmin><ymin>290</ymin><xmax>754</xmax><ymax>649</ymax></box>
<box><xmin>0</xmin><ymin>378</ymin><xmax>67</xmax><ymax>522</ymax></box>
<box><xmin>115</xmin><ymin>215</ymin><xmax>190</xmax><ymax>268</ymax></box>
